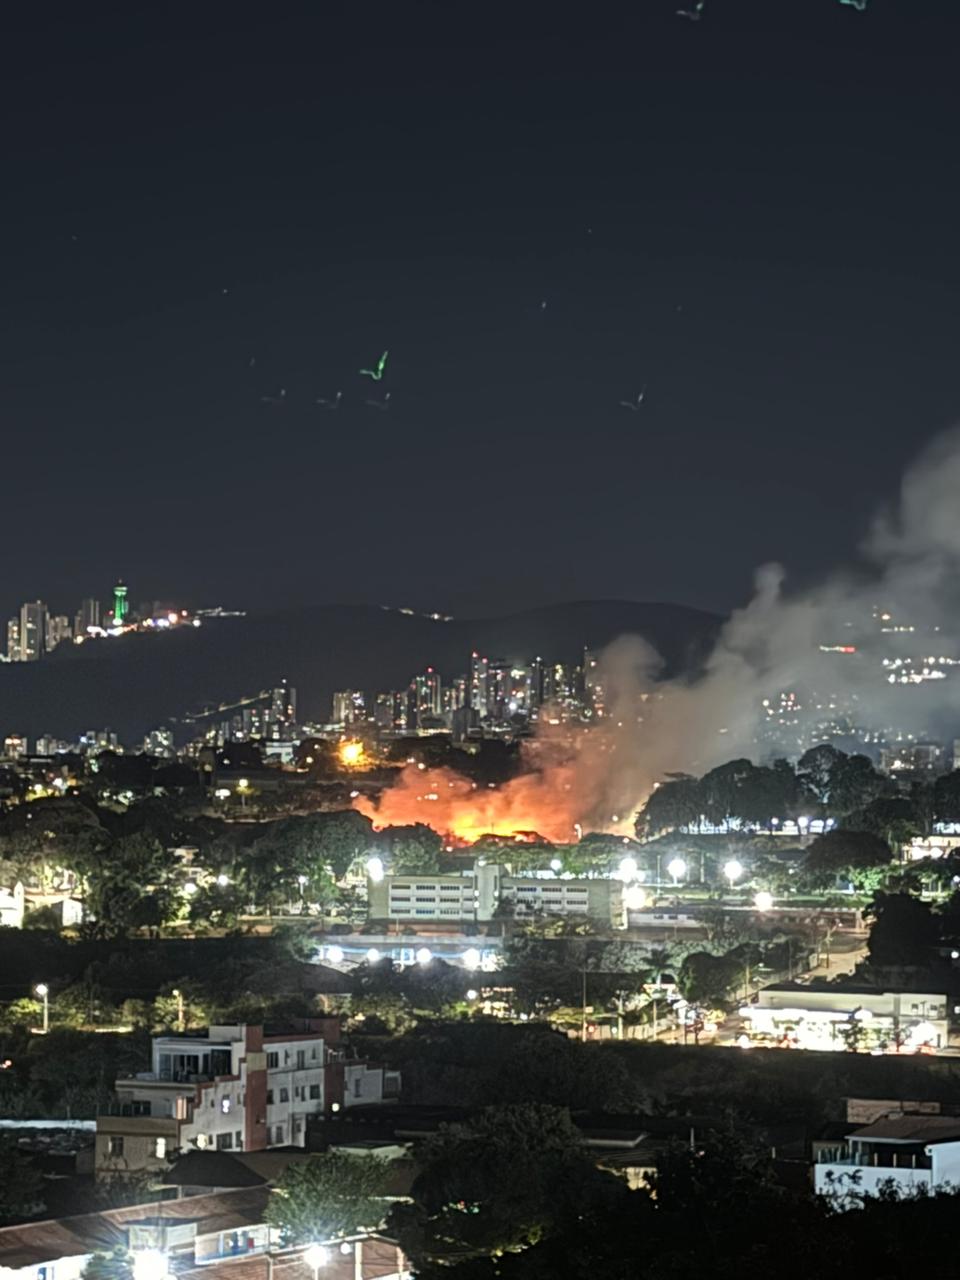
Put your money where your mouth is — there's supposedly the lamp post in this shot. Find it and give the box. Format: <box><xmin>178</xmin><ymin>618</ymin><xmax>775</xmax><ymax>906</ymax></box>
<box><xmin>35</xmin><ymin>984</ymin><xmax>49</xmax><ymax>1034</ymax></box>
<box><xmin>304</xmin><ymin>1243</ymin><xmax>329</xmax><ymax>1280</ymax></box>
<box><xmin>132</xmin><ymin>1250</ymin><xmax>170</xmax><ymax>1280</ymax></box>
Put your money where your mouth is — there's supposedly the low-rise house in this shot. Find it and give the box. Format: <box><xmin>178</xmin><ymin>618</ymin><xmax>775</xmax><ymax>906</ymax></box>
<box><xmin>814</xmin><ymin>1114</ymin><xmax>960</xmax><ymax>1198</ymax></box>
<box><xmin>0</xmin><ymin>880</ymin><xmax>25</xmax><ymax>928</ymax></box>
<box><xmin>0</xmin><ymin>1185</ymin><xmax>410</xmax><ymax>1280</ymax></box>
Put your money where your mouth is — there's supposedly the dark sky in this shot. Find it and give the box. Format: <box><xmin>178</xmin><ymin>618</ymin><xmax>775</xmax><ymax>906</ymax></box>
<box><xmin>2</xmin><ymin>0</ymin><xmax>958</xmax><ymax>621</ymax></box>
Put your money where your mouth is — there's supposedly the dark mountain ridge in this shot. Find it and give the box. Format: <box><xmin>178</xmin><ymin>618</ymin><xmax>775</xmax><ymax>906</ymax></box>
<box><xmin>0</xmin><ymin>599</ymin><xmax>722</xmax><ymax>743</ymax></box>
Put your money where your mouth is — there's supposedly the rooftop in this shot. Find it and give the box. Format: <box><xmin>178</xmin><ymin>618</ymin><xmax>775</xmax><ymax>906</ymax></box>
<box><xmin>850</xmin><ymin>1116</ymin><xmax>960</xmax><ymax>1145</ymax></box>
<box><xmin>0</xmin><ymin>1186</ymin><xmax>270</xmax><ymax>1269</ymax></box>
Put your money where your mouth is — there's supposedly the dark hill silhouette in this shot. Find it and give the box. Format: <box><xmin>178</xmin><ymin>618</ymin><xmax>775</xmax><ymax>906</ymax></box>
<box><xmin>0</xmin><ymin>600</ymin><xmax>721</xmax><ymax>743</ymax></box>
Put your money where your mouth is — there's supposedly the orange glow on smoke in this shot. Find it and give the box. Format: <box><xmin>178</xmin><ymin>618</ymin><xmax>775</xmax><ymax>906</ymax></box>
<box><xmin>353</xmin><ymin>762</ymin><xmax>585</xmax><ymax>844</ymax></box>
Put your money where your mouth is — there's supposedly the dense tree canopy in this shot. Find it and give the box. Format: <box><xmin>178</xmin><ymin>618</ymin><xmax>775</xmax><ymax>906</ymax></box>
<box><xmin>266</xmin><ymin>1152</ymin><xmax>388</xmax><ymax>1244</ymax></box>
<box><xmin>800</xmin><ymin>829</ymin><xmax>894</xmax><ymax>891</ymax></box>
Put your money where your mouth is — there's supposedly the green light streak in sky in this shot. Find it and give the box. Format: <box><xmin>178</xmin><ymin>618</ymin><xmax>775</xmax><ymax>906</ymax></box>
<box><xmin>359</xmin><ymin>350</ymin><xmax>389</xmax><ymax>381</ymax></box>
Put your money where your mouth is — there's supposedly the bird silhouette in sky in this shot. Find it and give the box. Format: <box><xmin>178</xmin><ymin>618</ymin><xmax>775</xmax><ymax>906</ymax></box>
<box><xmin>260</xmin><ymin>388</ymin><xmax>286</xmax><ymax>405</ymax></box>
<box><xmin>619</xmin><ymin>388</ymin><xmax>646</xmax><ymax>411</ymax></box>
<box><xmin>316</xmin><ymin>392</ymin><xmax>343</xmax><ymax>409</ymax></box>
<box><xmin>677</xmin><ymin>1</ymin><xmax>704</xmax><ymax>19</ymax></box>
<box><xmin>365</xmin><ymin>392</ymin><xmax>392</xmax><ymax>411</ymax></box>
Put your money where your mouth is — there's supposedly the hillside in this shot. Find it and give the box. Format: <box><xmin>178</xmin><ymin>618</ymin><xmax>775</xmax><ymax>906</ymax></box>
<box><xmin>0</xmin><ymin>599</ymin><xmax>722</xmax><ymax>743</ymax></box>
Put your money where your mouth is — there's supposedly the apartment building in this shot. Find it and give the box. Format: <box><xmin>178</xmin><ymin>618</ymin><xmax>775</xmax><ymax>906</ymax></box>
<box><xmin>95</xmin><ymin>1020</ymin><xmax>390</xmax><ymax>1179</ymax></box>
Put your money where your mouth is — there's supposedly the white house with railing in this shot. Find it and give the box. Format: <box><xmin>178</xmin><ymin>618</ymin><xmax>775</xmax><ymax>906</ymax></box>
<box><xmin>815</xmin><ymin>1115</ymin><xmax>960</xmax><ymax>1199</ymax></box>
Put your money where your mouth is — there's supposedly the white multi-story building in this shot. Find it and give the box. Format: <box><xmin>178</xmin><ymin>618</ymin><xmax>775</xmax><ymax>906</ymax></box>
<box><xmin>368</xmin><ymin>863</ymin><xmax>625</xmax><ymax>928</ymax></box>
<box><xmin>815</xmin><ymin>1115</ymin><xmax>960</xmax><ymax>1199</ymax></box>
<box><xmin>95</xmin><ymin>1020</ymin><xmax>390</xmax><ymax>1179</ymax></box>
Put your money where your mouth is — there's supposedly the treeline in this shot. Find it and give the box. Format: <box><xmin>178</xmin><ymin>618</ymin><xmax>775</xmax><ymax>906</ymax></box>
<box><xmin>0</xmin><ymin>792</ymin><xmax>453</xmax><ymax>936</ymax></box>
<box><xmin>636</xmin><ymin>744</ymin><xmax>960</xmax><ymax>842</ymax></box>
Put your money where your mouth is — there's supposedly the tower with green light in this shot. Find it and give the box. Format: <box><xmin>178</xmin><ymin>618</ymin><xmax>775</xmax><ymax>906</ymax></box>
<box><xmin>113</xmin><ymin>581</ymin><xmax>128</xmax><ymax>624</ymax></box>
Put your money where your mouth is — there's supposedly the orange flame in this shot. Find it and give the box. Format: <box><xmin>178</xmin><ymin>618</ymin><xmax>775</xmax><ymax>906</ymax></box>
<box><xmin>354</xmin><ymin>761</ymin><xmax>584</xmax><ymax>844</ymax></box>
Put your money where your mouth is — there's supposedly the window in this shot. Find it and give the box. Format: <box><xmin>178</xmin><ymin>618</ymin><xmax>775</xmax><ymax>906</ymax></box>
<box><xmin>235</xmin><ymin>1130</ymin><xmax>243</xmax><ymax>1149</ymax></box>
<box><xmin>309</xmin><ymin>1084</ymin><xmax>321</xmax><ymax>1100</ymax></box>
<box><xmin>153</xmin><ymin>1138</ymin><xmax>167</xmax><ymax>1159</ymax></box>
<box><xmin>311</xmin><ymin>1047</ymin><xmax>318</xmax><ymax>1061</ymax></box>
<box><xmin>266</xmin><ymin>1090</ymin><xmax>274</xmax><ymax>1105</ymax></box>
<box><xmin>284</xmin><ymin>1050</ymin><xmax>290</xmax><ymax>1065</ymax></box>
<box><xmin>273</xmin><ymin>1124</ymin><xmax>284</xmax><ymax>1144</ymax></box>
<box><xmin>108</xmin><ymin>1136</ymin><xmax>124</xmax><ymax>1157</ymax></box>
<box><xmin>279</xmin><ymin>1087</ymin><xmax>289</xmax><ymax>1103</ymax></box>
<box><xmin>296</xmin><ymin>1050</ymin><xmax>305</xmax><ymax>1069</ymax></box>
<box><xmin>216</xmin><ymin>1132</ymin><xmax>233</xmax><ymax>1150</ymax></box>
<box><xmin>266</xmin><ymin>1051</ymin><xmax>279</xmax><ymax>1068</ymax></box>
<box><xmin>353</xmin><ymin>1077</ymin><xmax>362</xmax><ymax>1097</ymax></box>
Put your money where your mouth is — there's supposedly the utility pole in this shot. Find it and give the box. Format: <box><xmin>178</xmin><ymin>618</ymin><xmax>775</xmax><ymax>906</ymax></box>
<box><xmin>581</xmin><ymin>967</ymin><xmax>587</xmax><ymax>1044</ymax></box>
<box><xmin>173</xmin><ymin>988</ymin><xmax>185</xmax><ymax>1033</ymax></box>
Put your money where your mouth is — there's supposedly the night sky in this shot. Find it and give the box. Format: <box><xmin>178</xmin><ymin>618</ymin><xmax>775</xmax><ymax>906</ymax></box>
<box><xmin>3</xmin><ymin>1</ymin><xmax>958</xmax><ymax>620</ymax></box>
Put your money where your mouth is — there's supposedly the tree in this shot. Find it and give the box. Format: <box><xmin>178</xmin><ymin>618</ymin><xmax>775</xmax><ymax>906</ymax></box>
<box><xmin>677</xmin><ymin>951</ymin><xmax>741</xmax><ymax>1008</ymax></box>
<box><xmin>828</xmin><ymin>753</ymin><xmax>885</xmax><ymax>818</ymax></box>
<box><xmin>81</xmin><ymin>1248</ymin><xmax>133</xmax><ymax>1280</ymax></box>
<box><xmin>0</xmin><ymin>1135</ymin><xmax>44</xmax><ymax>1224</ymax></box>
<box><xmin>847</xmin><ymin>796</ymin><xmax>922</xmax><ymax>850</ymax></box>
<box><xmin>864</xmin><ymin>892</ymin><xmax>939</xmax><ymax>969</ymax></box>
<box><xmin>796</xmin><ymin>745</ymin><xmax>844</xmax><ymax>814</ymax></box>
<box><xmin>389</xmin><ymin>1104</ymin><xmax>628</xmax><ymax>1270</ymax></box>
<box><xmin>635</xmin><ymin>775</ymin><xmax>701</xmax><ymax>839</ymax></box>
<box><xmin>266</xmin><ymin>1152</ymin><xmax>388</xmax><ymax>1244</ymax></box>
<box><xmin>384</xmin><ymin>824</ymin><xmax>443</xmax><ymax>874</ymax></box>
<box><xmin>933</xmin><ymin>770</ymin><xmax>960</xmax><ymax>826</ymax></box>
<box><xmin>801</xmin><ymin>829</ymin><xmax>893</xmax><ymax>891</ymax></box>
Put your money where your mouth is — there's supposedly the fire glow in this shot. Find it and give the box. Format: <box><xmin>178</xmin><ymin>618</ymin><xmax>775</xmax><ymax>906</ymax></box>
<box><xmin>354</xmin><ymin>761</ymin><xmax>587</xmax><ymax>844</ymax></box>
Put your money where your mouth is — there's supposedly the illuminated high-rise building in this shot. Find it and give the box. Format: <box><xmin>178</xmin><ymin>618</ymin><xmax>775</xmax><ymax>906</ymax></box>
<box><xmin>412</xmin><ymin>668</ymin><xmax>442</xmax><ymax>724</ymax></box>
<box><xmin>486</xmin><ymin>659</ymin><xmax>510</xmax><ymax>719</ymax></box>
<box><xmin>267</xmin><ymin>680</ymin><xmax>297</xmax><ymax>739</ymax></box>
<box><xmin>374</xmin><ymin>691</ymin><xmax>408</xmax><ymax>731</ymax></box>
<box><xmin>18</xmin><ymin>601</ymin><xmax>47</xmax><ymax>662</ymax></box>
<box><xmin>469</xmin><ymin>652</ymin><xmax>489</xmax><ymax>717</ymax></box>
<box><xmin>332</xmin><ymin>690</ymin><xmax>366</xmax><ymax>726</ymax></box>
<box><xmin>75</xmin><ymin>597</ymin><xmax>101</xmax><ymax>636</ymax></box>
<box><xmin>112</xmin><ymin>581</ymin><xmax>129</xmax><ymax>624</ymax></box>
<box><xmin>6</xmin><ymin>617</ymin><xmax>19</xmax><ymax>662</ymax></box>
<box><xmin>583</xmin><ymin>647</ymin><xmax>605</xmax><ymax>718</ymax></box>
<box><xmin>46</xmin><ymin>615</ymin><xmax>72</xmax><ymax>652</ymax></box>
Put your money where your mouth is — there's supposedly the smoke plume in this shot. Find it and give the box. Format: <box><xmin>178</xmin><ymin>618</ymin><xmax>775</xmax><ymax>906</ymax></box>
<box><xmin>359</xmin><ymin>427</ymin><xmax>960</xmax><ymax>841</ymax></box>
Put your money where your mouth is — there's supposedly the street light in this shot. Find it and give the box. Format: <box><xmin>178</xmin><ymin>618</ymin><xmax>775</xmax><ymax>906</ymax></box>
<box><xmin>216</xmin><ymin>873</ymin><xmax>230</xmax><ymax>887</ymax></box>
<box><xmin>466</xmin><ymin>988</ymin><xmax>479</xmax><ymax>1001</ymax></box>
<box><xmin>366</xmin><ymin>947</ymin><xmax>382</xmax><ymax>963</ymax></box>
<box><xmin>415</xmin><ymin>947</ymin><xmax>432</xmax><ymax>966</ymax></box>
<box><xmin>366</xmin><ymin>856</ymin><xmax>385</xmax><ymax>883</ymax></box>
<box><xmin>303</xmin><ymin>1244</ymin><xmax>329</xmax><ymax>1280</ymax></box>
<box><xmin>618</xmin><ymin>856</ymin><xmax>638</xmax><ymax>882</ymax></box>
<box><xmin>723</xmin><ymin>859</ymin><xmax>743</xmax><ymax>886</ymax></box>
<box><xmin>754</xmin><ymin>891</ymin><xmax>774</xmax><ymax>912</ymax></box>
<box><xmin>667</xmin><ymin>858</ymin><xmax>687</xmax><ymax>886</ymax></box>
<box><xmin>462</xmin><ymin>947</ymin><xmax>481</xmax><ymax>969</ymax></box>
<box><xmin>132</xmin><ymin>1250</ymin><xmax>170</xmax><ymax>1280</ymax></box>
<box><xmin>34</xmin><ymin>984</ymin><xmax>49</xmax><ymax>1034</ymax></box>
<box><xmin>549</xmin><ymin>857</ymin><xmax>563</xmax><ymax>873</ymax></box>
<box><xmin>325</xmin><ymin>945</ymin><xmax>344</xmax><ymax>964</ymax></box>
